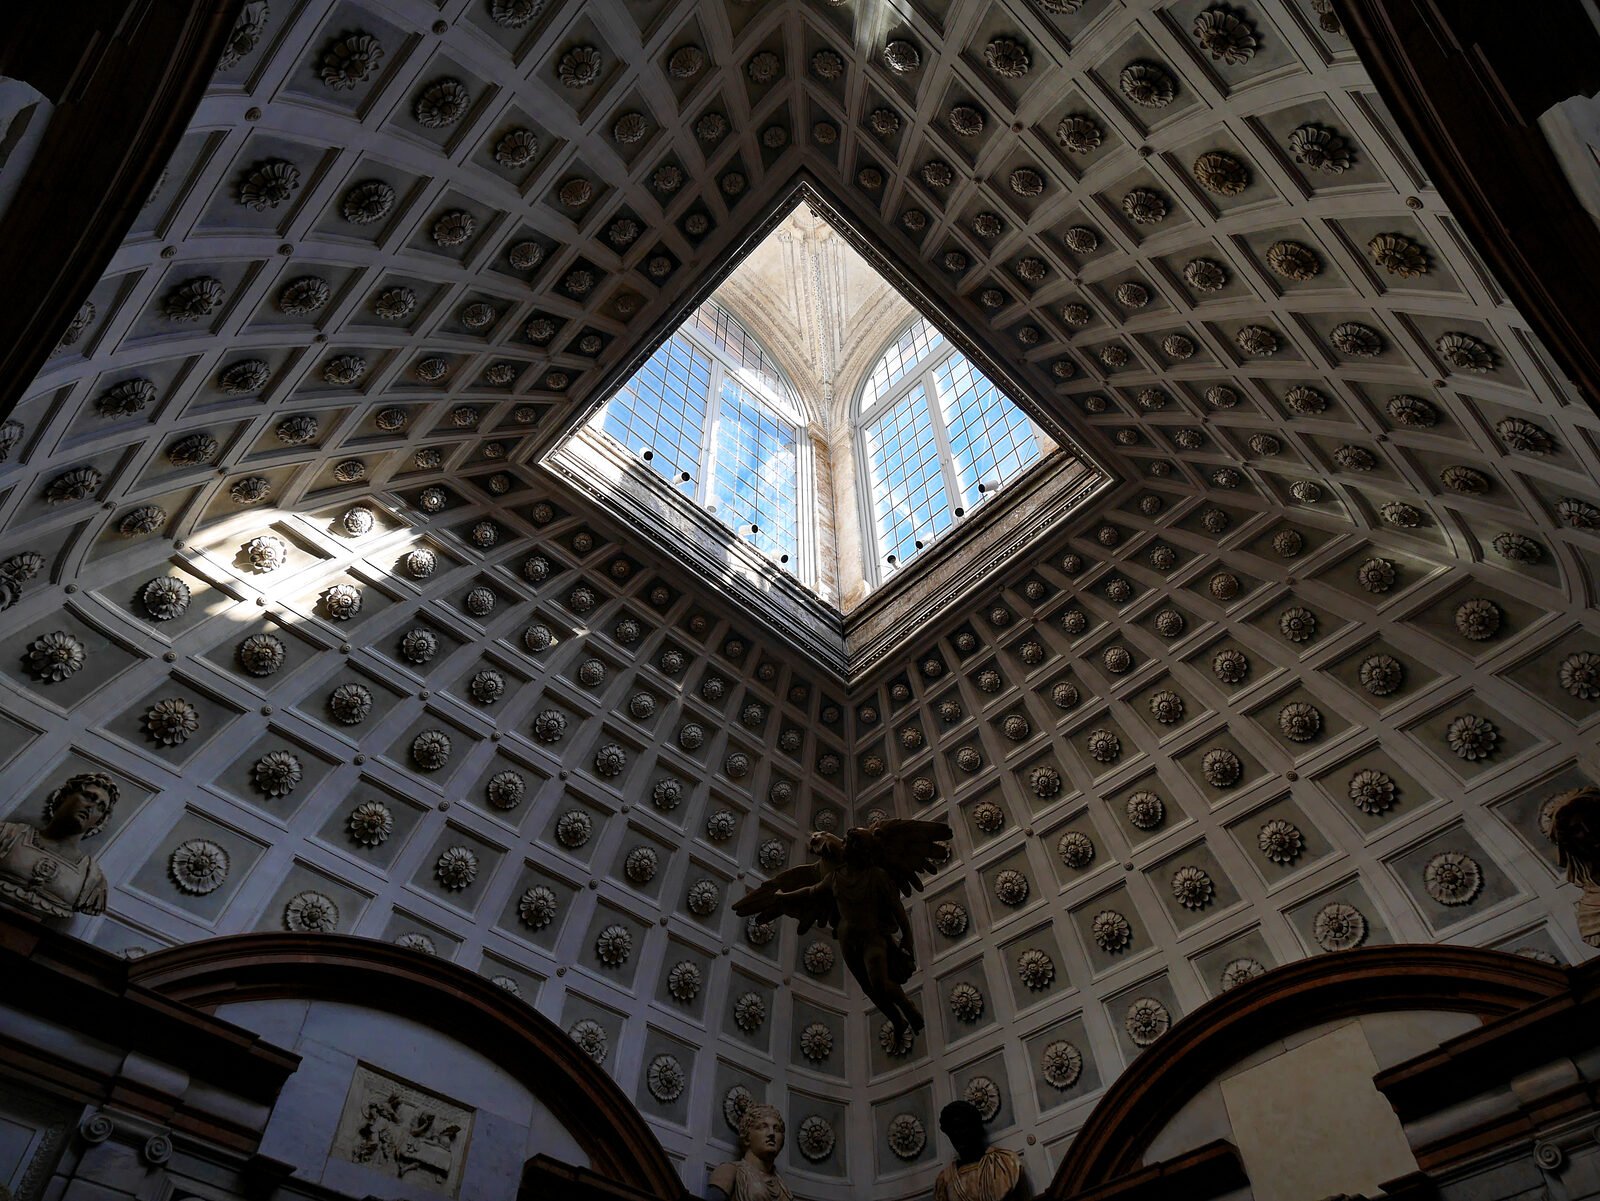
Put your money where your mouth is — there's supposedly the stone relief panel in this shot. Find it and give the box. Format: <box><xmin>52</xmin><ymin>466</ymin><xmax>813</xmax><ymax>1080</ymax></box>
<box><xmin>331</xmin><ymin>1064</ymin><xmax>474</xmax><ymax>1197</ymax></box>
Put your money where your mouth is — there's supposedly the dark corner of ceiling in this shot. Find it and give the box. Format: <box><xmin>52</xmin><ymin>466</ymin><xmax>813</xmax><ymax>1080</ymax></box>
<box><xmin>1339</xmin><ymin>0</ymin><xmax>1600</xmax><ymax>414</ymax></box>
<box><xmin>0</xmin><ymin>1</ymin><xmax>248</xmax><ymax>420</ymax></box>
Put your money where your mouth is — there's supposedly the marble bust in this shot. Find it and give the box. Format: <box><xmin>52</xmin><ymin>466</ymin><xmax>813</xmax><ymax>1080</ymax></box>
<box><xmin>707</xmin><ymin>1103</ymin><xmax>791</xmax><ymax>1201</ymax></box>
<box><xmin>0</xmin><ymin>772</ymin><xmax>119</xmax><ymax>918</ymax></box>
<box><xmin>933</xmin><ymin>1101</ymin><xmax>1027</xmax><ymax>1201</ymax></box>
<box><xmin>1547</xmin><ymin>785</ymin><xmax>1600</xmax><ymax>946</ymax></box>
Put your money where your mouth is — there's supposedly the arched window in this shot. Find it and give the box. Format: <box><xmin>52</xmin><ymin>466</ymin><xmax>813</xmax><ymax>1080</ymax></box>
<box><xmin>856</xmin><ymin>315</ymin><xmax>1044</xmax><ymax>579</ymax></box>
<box><xmin>592</xmin><ymin>300</ymin><xmax>808</xmax><ymax>577</ymax></box>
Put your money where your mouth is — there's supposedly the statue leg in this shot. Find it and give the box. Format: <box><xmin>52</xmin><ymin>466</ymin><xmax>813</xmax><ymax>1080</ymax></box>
<box><xmin>860</xmin><ymin>943</ymin><xmax>921</xmax><ymax>1039</ymax></box>
<box><xmin>902</xmin><ymin>989</ymin><xmax>925</xmax><ymax>1032</ymax></box>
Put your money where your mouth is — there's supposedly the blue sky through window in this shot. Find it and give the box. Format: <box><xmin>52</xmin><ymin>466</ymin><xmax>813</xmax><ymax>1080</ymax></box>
<box><xmin>593</xmin><ymin>302</ymin><xmax>802</xmax><ymax>573</ymax></box>
<box><xmin>936</xmin><ymin>351</ymin><xmax>1040</xmax><ymax>507</ymax></box>
<box><xmin>862</xmin><ymin>317</ymin><xmax>946</xmax><ymax>411</ymax></box>
<box><xmin>861</xmin><ymin>316</ymin><xmax>1041</xmax><ymax>572</ymax></box>
<box><xmin>599</xmin><ymin>333</ymin><xmax>712</xmax><ymax>493</ymax></box>
<box><xmin>710</xmin><ymin>379</ymin><xmax>799</xmax><ymax>565</ymax></box>
<box><xmin>863</xmin><ymin>386</ymin><xmax>952</xmax><ymax>565</ymax></box>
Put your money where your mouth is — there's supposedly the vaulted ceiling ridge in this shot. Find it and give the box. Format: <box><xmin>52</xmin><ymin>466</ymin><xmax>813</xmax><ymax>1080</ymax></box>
<box><xmin>708</xmin><ymin>276</ymin><xmax>837</xmax><ymax>425</ymax></box>
<box><xmin>710</xmin><ymin>261</ymin><xmax>919</xmax><ymax>434</ymax></box>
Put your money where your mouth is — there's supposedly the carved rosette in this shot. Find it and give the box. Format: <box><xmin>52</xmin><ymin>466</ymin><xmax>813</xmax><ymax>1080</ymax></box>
<box><xmin>169</xmin><ymin>839</ymin><xmax>229</xmax><ymax>894</ymax></box>
<box><xmin>346</xmin><ymin>801</ymin><xmax>393</xmax><ymax>847</ymax></box>
<box><xmin>667</xmin><ymin>960</ymin><xmax>702</xmax><ymax>1002</ymax></box>
<box><xmin>519</xmin><ymin>885</ymin><xmax>558</xmax><ymax>930</ymax></box>
<box><xmin>1041</xmin><ymin>1040</ymin><xmax>1083</xmax><ymax>1089</ymax></box>
<box><xmin>797</xmin><ymin>1115</ymin><xmax>835</xmax><ymax>1161</ymax></box>
<box><xmin>253</xmin><ymin>751</ymin><xmax>302</xmax><ymax>798</ymax></box>
<box><xmin>1424</xmin><ymin>851</ymin><xmax>1483</xmax><ymax>906</ymax></box>
<box><xmin>284</xmin><ymin>891</ymin><xmax>338</xmax><ymax>932</ymax></box>
<box><xmin>733</xmin><ymin>991</ymin><xmax>766</xmax><ymax>1033</ymax></box>
<box><xmin>646</xmin><ymin>1054</ymin><xmax>684</xmax><ymax>1103</ymax></box>
<box><xmin>1125</xmin><ymin>998</ymin><xmax>1171</xmax><ymax>1046</ymax></box>
<box><xmin>1220</xmin><ymin>958</ymin><xmax>1265</xmax><ymax>991</ymax></box>
<box><xmin>886</xmin><ymin>1113</ymin><xmax>926</xmax><ymax>1160</ymax></box>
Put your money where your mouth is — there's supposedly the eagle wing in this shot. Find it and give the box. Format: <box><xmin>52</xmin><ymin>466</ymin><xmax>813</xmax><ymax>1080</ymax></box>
<box><xmin>866</xmin><ymin>818</ymin><xmax>955</xmax><ymax>896</ymax></box>
<box><xmin>731</xmin><ymin>862</ymin><xmax>838</xmax><ymax>933</ymax></box>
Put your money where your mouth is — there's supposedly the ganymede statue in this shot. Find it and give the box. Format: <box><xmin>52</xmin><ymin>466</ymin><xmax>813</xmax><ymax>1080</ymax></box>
<box><xmin>0</xmin><ymin>772</ymin><xmax>119</xmax><ymax>918</ymax></box>
<box><xmin>707</xmin><ymin>1103</ymin><xmax>791</xmax><ymax>1201</ymax></box>
<box><xmin>733</xmin><ymin>818</ymin><xmax>953</xmax><ymax>1044</ymax></box>
<box><xmin>933</xmin><ymin>1101</ymin><xmax>1027</xmax><ymax>1201</ymax></box>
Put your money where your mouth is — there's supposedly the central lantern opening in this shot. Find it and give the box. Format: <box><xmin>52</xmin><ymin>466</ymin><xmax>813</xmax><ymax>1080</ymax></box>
<box><xmin>544</xmin><ymin>182</ymin><xmax>1111</xmax><ymax>679</ymax></box>
<box><xmin>580</xmin><ymin>199</ymin><xmax>1056</xmax><ymax>608</ymax></box>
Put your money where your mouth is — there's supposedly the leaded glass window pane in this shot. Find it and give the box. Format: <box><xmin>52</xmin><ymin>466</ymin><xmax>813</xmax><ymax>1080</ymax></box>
<box><xmin>709</xmin><ymin>378</ymin><xmax>800</xmax><ymax>565</ymax></box>
<box><xmin>593</xmin><ymin>302</ymin><xmax>802</xmax><ymax>577</ymax></box>
<box><xmin>599</xmin><ymin>333</ymin><xmax>713</xmax><ymax>491</ymax></box>
<box><xmin>859</xmin><ymin>320</ymin><xmax>1042</xmax><ymax>575</ymax></box>
<box><xmin>864</xmin><ymin>385</ymin><xmax>952</xmax><ymax>564</ymax></box>
<box><xmin>689</xmin><ymin>302</ymin><xmax>787</xmax><ymax>400</ymax></box>
<box><xmin>935</xmin><ymin>351</ymin><xmax>1040</xmax><ymax>506</ymax></box>
<box><xmin>861</xmin><ymin>316</ymin><xmax>946</xmax><ymax>413</ymax></box>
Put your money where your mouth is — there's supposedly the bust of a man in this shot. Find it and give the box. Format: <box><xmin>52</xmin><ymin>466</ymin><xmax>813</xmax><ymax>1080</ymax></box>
<box><xmin>0</xmin><ymin>772</ymin><xmax>119</xmax><ymax>919</ymax></box>
<box><xmin>707</xmin><ymin>1103</ymin><xmax>791</xmax><ymax>1201</ymax></box>
<box><xmin>1547</xmin><ymin>785</ymin><xmax>1600</xmax><ymax>946</ymax></box>
<box><xmin>933</xmin><ymin>1101</ymin><xmax>1026</xmax><ymax>1201</ymax></box>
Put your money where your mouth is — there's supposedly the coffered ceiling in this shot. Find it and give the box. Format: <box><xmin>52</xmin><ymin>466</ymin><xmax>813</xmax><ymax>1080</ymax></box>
<box><xmin>0</xmin><ymin>0</ymin><xmax>1598</xmax><ymax>1197</ymax></box>
<box><xmin>3</xmin><ymin>0</ymin><xmax>1595</xmax><ymax>602</ymax></box>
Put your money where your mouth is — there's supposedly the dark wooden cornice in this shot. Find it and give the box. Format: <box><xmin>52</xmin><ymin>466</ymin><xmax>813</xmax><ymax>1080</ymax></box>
<box><xmin>0</xmin><ymin>908</ymin><xmax>299</xmax><ymax>1152</ymax></box>
<box><xmin>1341</xmin><ymin>0</ymin><xmax>1600</xmax><ymax>414</ymax></box>
<box><xmin>1369</xmin><ymin>958</ymin><xmax>1600</xmax><ymax>1171</ymax></box>
<box><xmin>128</xmin><ymin>932</ymin><xmax>687</xmax><ymax>1201</ymax></box>
<box><xmin>1044</xmin><ymin>945</ymin><xmax>1568</xmax><ymax>1197</ymax></box>
<box><xmin>1047</xmin><ymin>1141</ymin><xmax>1247</xmax><ymax>1201</ymax></box>
<box><xmin>0</xmin><ymin>0</ymin><xmax>246</xmax><ymax>419</ymax></box>
<box><xmin>0</xmin><ymin>908</ymin><xmax>301</xmax><ymax>1103</ymax></box>
<box><xmin>1375</xmin><ymin>957</ymin><xmax>1600</xmax><ymax>1122</ymax></box>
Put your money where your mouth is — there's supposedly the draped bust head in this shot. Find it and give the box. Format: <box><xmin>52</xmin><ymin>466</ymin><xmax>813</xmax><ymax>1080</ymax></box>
<box><xmin>1</xmin><ymin>772</ymin><xmax>119</xmax><ymax>918</ymax></box>
<box><xmin>939</xmin><ymin>1100</ymin><xmax>987</xmax><ymax>1161</ymax></box>
<box><xmin>737</xmin><ymin>1103</ymin><xmax>785</xmax><ymax>1161</ymax></box>
<box><xmin>42</xmin><ymin>772</ymin><xmax>120</xmax><ymax>839</ymax></box>
<box><xmin>1548</xmin><ymin>786</ymin><xmax>1600</xmax><ymax>886</ymax></box>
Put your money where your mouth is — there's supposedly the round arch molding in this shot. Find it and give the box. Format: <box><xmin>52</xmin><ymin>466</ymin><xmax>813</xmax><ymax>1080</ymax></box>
<box><xmin>1045</xmin><ymin>944</ymin><xmax>1569</xmax><ymax>1197</ymax></box>
<box><xmin>127</xmin><ymin>932</ymin><xmax>685</xmax><ymax>1200</ymax></box>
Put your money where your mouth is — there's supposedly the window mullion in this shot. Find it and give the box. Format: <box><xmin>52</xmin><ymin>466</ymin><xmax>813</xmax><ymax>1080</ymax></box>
<box><xmin>924</xmin><ymin>357</ymin><xmax>964</xmax><ymax>510</ymax></box>
<box><xmin>698</xmin><ymin>355</ymin><xmax>721</xmax><ymax>507</ymax></box>
<box><xmin>856</xmin><ymin>411</ymin><xmax>883</xmax><ymax>589</ymax></box>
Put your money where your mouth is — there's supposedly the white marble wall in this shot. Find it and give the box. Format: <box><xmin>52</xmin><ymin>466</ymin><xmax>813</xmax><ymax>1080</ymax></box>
<box><xmin>217</xmin><ymin>997</ymin><xmax>587</xmax><ymax>1201</ymax></box>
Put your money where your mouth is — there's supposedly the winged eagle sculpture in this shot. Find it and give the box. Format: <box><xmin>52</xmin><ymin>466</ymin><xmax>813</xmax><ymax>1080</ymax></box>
<box><xmin>733</xmin><ymin>818</ymin><xmax>954</xmax><ymax>1045</ymax></box>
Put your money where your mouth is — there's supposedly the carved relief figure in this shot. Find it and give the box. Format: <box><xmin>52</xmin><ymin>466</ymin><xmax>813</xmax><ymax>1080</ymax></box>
<box><xmin>1546</xmin><ymin>786</ymin><xmax>1600</xmax><ymax>945</ymax></box>
<box><xmin>355</xmin><ymin>1095</ymin><xmax>462</xmax><ymax>1182</ymax></box>
<box><xmin>334</xmin><ymin>1066</ymin><xmax>474</xmax><ymax>1197</ymax></box>
<box><xmin>933</xmin><ymin>1101</ymin><xmax>1027</xmax><ymax>1201</ymax></box>
<box><xmin>0</xmin><ymin>772</ymin><xmax>118</xmax><ymax>918</ymax></box>
<box><xmin>707</xmin><ymin>1102</ymin><xmax>791</xmax><ymax>1201</ymax></box>
<box><xmin>734</xmin><ymin>818</ymin><xmax>952</xmax><ymax>1044</ymax></box>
